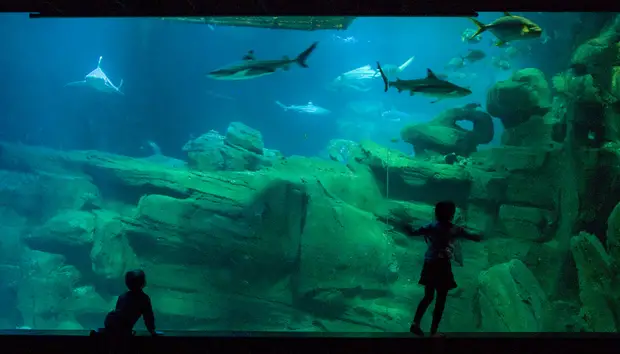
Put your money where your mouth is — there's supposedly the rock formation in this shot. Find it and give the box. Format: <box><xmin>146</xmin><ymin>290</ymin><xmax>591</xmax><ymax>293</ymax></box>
<box><xmin>400</xmin><ymin>105</ymin><xmax>494</xmax><ymax>158</ymax></box>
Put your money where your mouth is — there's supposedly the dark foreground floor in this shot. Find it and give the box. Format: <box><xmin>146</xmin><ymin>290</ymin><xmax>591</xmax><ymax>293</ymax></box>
<box><xmin>0</xmin><ymin>330</ymin><xmax>618</xmax><ymax>354</ymax></box>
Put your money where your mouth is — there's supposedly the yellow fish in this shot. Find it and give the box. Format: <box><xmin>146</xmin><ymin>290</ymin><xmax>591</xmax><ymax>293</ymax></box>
<box><xmin>469</xmin><ymin>12</ymin><xmax>543</xmax><ymax>47</ymax></box>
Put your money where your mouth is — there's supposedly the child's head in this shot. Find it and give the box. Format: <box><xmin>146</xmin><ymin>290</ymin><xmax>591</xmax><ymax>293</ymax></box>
<box><xmin>125</xmin><ymin>269</ymin><xmax>147</xmax><ymax>291</ymax></box>
<box><xmin>434</xmin><ymin>201</ymin><xmax>456</xmax><ymax>223</ymax></box>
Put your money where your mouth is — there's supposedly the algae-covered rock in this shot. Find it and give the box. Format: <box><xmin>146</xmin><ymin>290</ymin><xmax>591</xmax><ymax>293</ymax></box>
<box><xmin>296</xmin><ymin>199</ymin><xmax>391</xmax><ymax>304</ymax></box>
<box><xmin>570</xmin><ymin>232</ymin><xmax>620</xmax><ymax>332</ymax></box>
<box><xmin>0</xmin><ymin>169</ymin><xmax>100</xmax><ymax>223</ymax></box>
<box><xmin>400</xmin><ymin>106</ymin><xmax>494</xmax><ymax>157</ymax></box>
<box><xmin>0</xmin><ymin>111</ymin><xmax>599</xmax><ymax>333</ymax></box>
<box><xmin>23</xmin><ymin>211</ymin><xmax>95</xmax><ymax>257</ymax></box>
<box><xmin>497</xmin><ymin>205</ymin><xmax>554</xmax><ymax>241</ymax></box>
<box><xmin>225</xmin><ymin>121</ymin><xmax>265</xmax><ymax>154</ymax></box>
<box><xmin>476</xmin><ymin>259</ymin><xmax>548</xmax><ymax>332</ymax></box>
<box><xmin>607</xmin><ymin>202</ymin><xmax>620</xmax><ymax>263</ymax></box>
<box><xmin>500</xmin><ymin>113</ymin><xmax>564</xmax><ymax>147</ymax></box>
<box><xmin>356</xmin><ymin>140</ymin><xmax>472</xmax><ymax>204</ymax></box>
<box><xmin>469</xmin><ymin>146</ymin><xmax>557</xmax><ymax>209</ymax></box>
<box><xmin>124</xmin><ymin>176</ymin><xmax>306</xmax><ymax>282</ymax></box>
<box><xmin>183</xmin><ymin>122</ymin><xmax>282</xmax><ymax>172</ymax></box>
<box><xmin>17</xmin><ymin>250</ymin><xmax>84</xmax><ymax>329</ymax></box>
<box><xmin>90</xmin><ymin>210</ymin><xmax>138</xmax><ymax>281</ymax></box>
<box><xmin>486</xmin><ymin>68</ymin><xmax>552</xmax><ymax>129</ymax></box>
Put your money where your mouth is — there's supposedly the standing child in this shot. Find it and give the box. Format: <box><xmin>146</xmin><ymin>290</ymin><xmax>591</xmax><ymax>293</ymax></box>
<box><xmin>405</xmin><ymin>201</ymin><xmax>482</xmax><ymax>337</ymax></box>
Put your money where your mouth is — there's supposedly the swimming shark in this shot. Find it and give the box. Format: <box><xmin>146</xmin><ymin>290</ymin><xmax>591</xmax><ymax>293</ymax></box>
<box><xmin>207</xmin><ymin>42</ymin><xmax>318</xmax><ymax>81</ymax></box>
<box><xmin>65</xmin><ymin>56</ymin><xmax>124</xmax><ymax>95</ymax></box>
<box><xmin>377</xmin><ymin>62</ymin><xmax>472</xmax><ymax>104</ymax></box>
<box><xmin>141</xmin><ymin>141</ymin><xmax>187</xmax><ymax>169</ymax></box>
<box><xmin>275</xmin><ymin>101</ymin><xmax>331</xmax><ymax>115</ymax></box>
<box><xmin>327</xmin><ymin>56</ymin><xmax>415</xmax><ymax>92</ymax></box>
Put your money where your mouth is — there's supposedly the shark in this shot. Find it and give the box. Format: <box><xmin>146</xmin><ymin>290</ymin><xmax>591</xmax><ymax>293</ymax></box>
<box><xmin>207</xmin><ymin>42</ymin><xmax>318</xmax><ymax>81</ymax></box>
<box><xmin>141</xmin><ymin>141</ymin><xmax>187</xmax><ymax>169</ymax></box>
<box><xmin>65</xmin><ymin>56</ymin><xmax>124</xmax><ymax>95</ymax></box>
<box><xmin>275</xmin><ymin>101</ymin><xmax>331</xmax><ymax>115</ymax></box>
<box><xmin>327</xmin><ymin>56</ymin><xmax>415</xmax><ymax>92</ymax></box>
<box><xmin>377</xmin><ymin>62</ymin><xmax>472</xmax><ymax>104</ymax></box>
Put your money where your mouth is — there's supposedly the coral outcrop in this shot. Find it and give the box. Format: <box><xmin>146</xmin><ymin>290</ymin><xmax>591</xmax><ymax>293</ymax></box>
<box><xmin>182</xmin><ymin>122</ymin><xmax>283</xmax><ymax>172</ymax></box>
<box><xmin>486</xmin><ymin>68</ymin><xmax>552</xmax><ymax>130</ymax></box>
<box><xmin>400</xmin><ymin>105</ymin><xmax>494</xmax><ymax>157</ymax></box>
<box><xmin>476</xmin><ymin>259</ymin><xmax>548</xmax><ymax>332</ymax></box>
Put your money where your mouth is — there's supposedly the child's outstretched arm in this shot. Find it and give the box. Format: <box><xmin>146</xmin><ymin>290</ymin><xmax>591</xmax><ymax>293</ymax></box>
<box><xmin>404</xmin><ymin>223</ymin><xmax>432</xmax><ymax>237</ymax></box>
<box><xmin>458</xmin><ymin>227</ymin><xmax>482</xmax><ymax>242</ymax></box>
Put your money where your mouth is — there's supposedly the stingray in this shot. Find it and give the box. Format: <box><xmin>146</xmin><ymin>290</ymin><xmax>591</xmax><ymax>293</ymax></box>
<box><xmin>65</xmin><ymin>56</ymin><xmax>124</xmax><ymax>95</ymax></box>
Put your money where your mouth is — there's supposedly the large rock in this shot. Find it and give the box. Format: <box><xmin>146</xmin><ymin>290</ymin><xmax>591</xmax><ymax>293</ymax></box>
<box><xmin>400</xmin><ymin>105</ymin><xmax>494</xmax><ymax>157</ymax></box>
<box><xmin>0</xmin><ymin>124</ymin><xmax>605</xmax><ymax>334</ymax></box>
<box><xmin>225</xmin><ymin>121</ymin><xmax>265</xmax><ymax>154</ymax></box>
<box><xmin>486</xmin><ymin>68</ymin><xmax>552</xmax><ymax>129</ymax></box>
<box><xmin>476</xmin><ymin>259</ymin><xmax>548</xmax><ymax>332</ymax></box>
<box><xmin>23</xmin><ymin>210</ymin><xmax>96</xmax><ymax>268</ymax></box>
<box><xmin>500</xmin><ymin>112</ymin><xmax>565</xmax><ymax>147</ymax></box>
<box><xmin>0</xmin><ymin>169</ymin><xmax>100</xmax><ymax>223</ymax></box>
<box><xmin>607</xmin><ymin>202</ymin><xmax>620</xmax><ymax>262</ymax></box>
<box><xmin>570</xmin><ymin>232</ymin><xmax>620</xmax><ymax>332</ymax></box>
<box><xmin>469</xmin><ymin>146</ymin><xmax>557</xmax><ymax>209</ymax></box>
<box><xmin>182</xmin><ymin>122</ymin><xmax>283</xmax><ymax>172</ymax></box>
<box><xmin>17</xmin><ymin>250</ymin><xmax>110</xmax><ymax>330</ymax></box>
<box><xmin>355</xmin><ymin>141</ymin><xmax>472</xmax><ymax>205</ymax></box>
<box><xmin>497</xmin><ymin>205</ymin><xmax>554</xmax><ymax>241</ymax></box>
<box><xmin>90</xmin><ymin>210</ymin><xmax>139</xmax><ymax>281</ymax></box>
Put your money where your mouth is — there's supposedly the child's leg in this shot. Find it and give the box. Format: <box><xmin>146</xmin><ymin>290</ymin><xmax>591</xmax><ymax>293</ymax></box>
<box><xmin>410</xmin><ymin>286</ymin><xmax>435</xmax><ymax>334</ymax></box>
<box><xmin>430</xmin><ymin>289</ymin><xmax>449</xmax><ymax>335</ymax></box>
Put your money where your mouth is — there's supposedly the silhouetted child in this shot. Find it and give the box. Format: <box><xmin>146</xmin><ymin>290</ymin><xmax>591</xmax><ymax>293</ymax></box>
<box><xmin>104</xmin><ymin>270</ymin><xmax>158</xmax><ymax>353</ymax></box>
<box><xmin>405</xmin><ymin>201</ymin><xmax>482</xmax><ymax>337</ymax></box>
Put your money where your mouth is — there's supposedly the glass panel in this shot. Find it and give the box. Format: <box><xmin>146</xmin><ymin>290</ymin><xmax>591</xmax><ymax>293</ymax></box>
<box><xmin>0</xmin><ymin>12</ymin><xmax>618</xmax><ymax>334</ymax></box>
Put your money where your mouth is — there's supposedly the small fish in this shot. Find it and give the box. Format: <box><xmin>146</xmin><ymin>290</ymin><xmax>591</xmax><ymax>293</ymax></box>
<box><xmin>275</xmin><ymin>101</ymin><xmax>331</xmax><ymax>115</ymax></box>
<box><xmin>463</xmin><ymin>103</ymin><xmax>481</xmax><ymax>110</ymax></box>
<box><xmin>381</xmin><ymin>107</ymin><xmax>411</xmax><ymax>122</ymax></box>
<box><xmin>503</xmin><ymin>46</ymin><xmax>520</xmax><ymax>59</ymax></box>
<box><xmin>390</xmin><ymin>137</ymin><xmax>400</xmax><ymax>143</ymax></box>
<box><xmin>377</xmin><ymin>62</ymin><xmax>472</xmax><ymax>104</ymax></box>
<box><xmin>461</xmin><ymin>28</ymin><xmax>482</xmax><ymax>44</ymax></box>
<box><xmin>205</xmin><ymin>90</ymin><xmax>234</xmax><ymax>100</ymax></box>
<box><xmin>491</xmin><ymin>57</ymin><xmax>511</xmax><ymax>70</ymax></box>
<box><xmin>445</xmin><ymin>57</ymin><xmax>465</xmax><ymax>71</ymax></box>
<box><xmin>461</xmin><ymin>49</ymin><xmax>486</xmax><ymax>63</ymax></box>
<box><xmin>468</xmin><ymin>12</ymin><xmax>543</xmax><ymax>47</ymax></box>
<box><xmin>208</xmin><ymin>42</ymin><xmax>318</xmax><ymax>81</ymax></box>
<box><xmin>332</xmin><ymin>35</ymin><xmax>358</xmax><ymax>44</ymax></box>
<box><xmin>65</xmin><ymin>56</ymin><xmax>124</xmax><ymax>95</ymax></box>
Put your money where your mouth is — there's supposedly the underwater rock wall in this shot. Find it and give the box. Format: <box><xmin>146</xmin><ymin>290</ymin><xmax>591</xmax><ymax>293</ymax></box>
<box><xmin>0</xmin><ymin>114</ymin><xmax>612</xmax><ymax>333</ymax></box>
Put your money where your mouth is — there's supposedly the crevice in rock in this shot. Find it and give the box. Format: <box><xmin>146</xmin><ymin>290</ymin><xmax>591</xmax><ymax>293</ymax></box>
<box><xmin>82</xmin><ymin>165</ymin><xmax>189</xmax><ymax>206</ymax></box>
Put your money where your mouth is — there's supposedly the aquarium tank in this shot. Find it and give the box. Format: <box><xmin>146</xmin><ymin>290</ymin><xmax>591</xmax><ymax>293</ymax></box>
<box><xmin>0</xmin><ymin>12</ymin><xmax>619</xmax><ymax>334</ymax></box>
